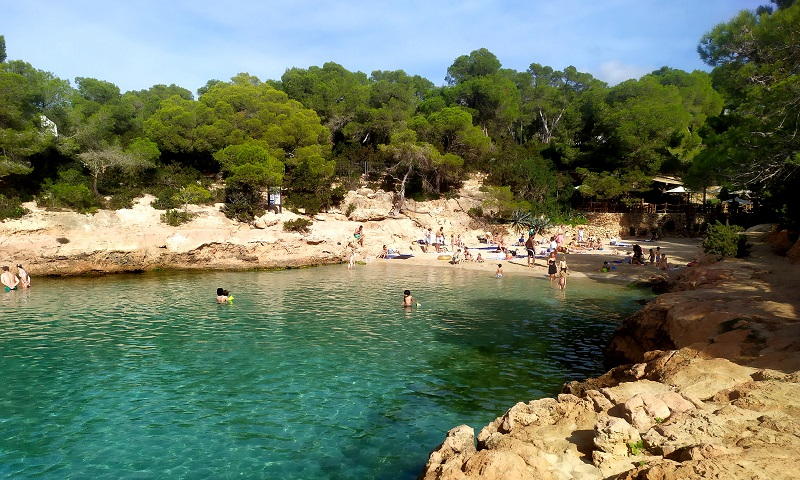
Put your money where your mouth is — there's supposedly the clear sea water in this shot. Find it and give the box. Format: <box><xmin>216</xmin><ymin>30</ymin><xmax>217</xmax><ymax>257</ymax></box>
<box><xmin>0</xmin><ymin>264</ymin><xmax>648</xmax><ymax>479</ymax></box>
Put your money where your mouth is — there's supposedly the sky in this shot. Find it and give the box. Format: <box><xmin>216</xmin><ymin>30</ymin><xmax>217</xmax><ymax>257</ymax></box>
<box><xmin>1</xmin><ymin>0</ymin><xmax>764</xmax><ymax>93</ymax></box>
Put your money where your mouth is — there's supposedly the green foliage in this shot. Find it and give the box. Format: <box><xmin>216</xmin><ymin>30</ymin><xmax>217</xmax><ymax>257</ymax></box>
<box><xmin>222</xmin><ymin>179</ymin><xmax>264</xmax><ymax>222</ymax></box>
<box><xmin>283</xmin><ymin>217</ymin><xmax>313</xmax><ymax>234</ymax></box>
<box><xmin>42</xmin><ymin>181</ymin><xmax>96</xmax><ymax>211</ymax></box>
<box><xmin>0</xmin><ymin>194</ymin><xmax>28</xmax><ymax>220</ymax></box>
<box><xmin>697</xmin><ymin>3</ymin><xmax>800</xmax><ymax>219</ymax></box>
<box><xmin>160</xmin><ymin>208</ymin><xmax>195</xmax><ymax>226</ymax></box>
<box><xmin>0</xmin><ymin>35</ymin><xmax>6</xmax><ymax>63</ymax></box>
<box><xmin>172</xmin><ymin>184</ymin><xmax>212</xmax><ymax>210</ymax></box>
<box><xmin>344</xmin><ymin>203</ymin><xmax>356</xmax><ymax>217</ymax></box>
<box><xmin>467</xmin><ymin>206</ymin><xmax>484</xmax><ymax>218</ymax></box>
<box><xmin>702</xmin><ymin>222</ymin><xmax>745</xmax><ymax>257</ymax></box>
<box><xmin>628</xmin><ymin>440</ymin><xmax>646</xmax><ymax>456</ymax></box>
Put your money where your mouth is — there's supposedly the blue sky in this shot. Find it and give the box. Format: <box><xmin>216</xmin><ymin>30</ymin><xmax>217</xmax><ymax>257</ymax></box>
<box><xmin>2</xmin><ymin>0</ymin><xmax>763</xmax><ymax>93</ymax></box>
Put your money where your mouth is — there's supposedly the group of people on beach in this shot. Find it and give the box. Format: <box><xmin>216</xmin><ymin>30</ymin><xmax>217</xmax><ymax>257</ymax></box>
<box><xmin>1</xmin><ymin>265</ymin><xmax>31</xmax><ymax>291</ymax></box>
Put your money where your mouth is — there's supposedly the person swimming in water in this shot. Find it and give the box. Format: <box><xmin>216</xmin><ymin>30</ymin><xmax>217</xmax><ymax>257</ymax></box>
<box><xmin>403</xmin><ymin>289</ymin><xmax>415</xmax><ymax>307</ymax></box>
<box><xmin>216</xmin><ymin>288</ymin><xmax>229</xmax><ymax>304</ymax></box>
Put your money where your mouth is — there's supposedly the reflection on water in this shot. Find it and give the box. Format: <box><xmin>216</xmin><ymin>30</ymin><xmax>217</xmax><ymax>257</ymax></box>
<box><xmin>0</xmin><ymin>264</ymin><xmax>648</xmax><ymax>479</ymax></box>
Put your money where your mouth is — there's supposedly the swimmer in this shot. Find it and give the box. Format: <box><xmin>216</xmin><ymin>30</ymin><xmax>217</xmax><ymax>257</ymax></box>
<box><xmin>16</xmin><ymin>265</ymin><xmax>30</xmax><ymax>288</ymax></box>
<box><xmin>216</xmin><ymin>287</ymin><xmax>228</xmax><ymax>304</ymax></box>
<box><xmin>1</xmin><ymin>266</ymin><xmax>19</xmax><ymax>292</ymax></box>
<box><xmin>495</xmin><ymin>263</ymin><xmax>504</xmax><ymax>278</ymax></box>
<box><xmin>403</xmin><ymin>289</ymin><xmax>415</xmax><ymax>307</ymax></box>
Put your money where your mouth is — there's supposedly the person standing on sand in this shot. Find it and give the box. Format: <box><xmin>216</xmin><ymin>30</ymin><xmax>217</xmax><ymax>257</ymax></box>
<box><xmin>525</xmin><ymin>234</ymin><xmax>536</xmax><ymax>267</ymax></box>
<box><xmin>16</xmin><ymin>265</ymin><xmax>31</xmax><ymax>288</ymax></box>
<box><xmin>547</xmin><ymin>256</ymin><xmax>557</xmax><ymax>280</ymax></box>
<box><xmin>2</xmin><ymin>266</ymin><xmax>20</xmax><ymax>291</ymax></box>
<box><xmin>577</xmin><ymin>227</ymin><xmax>585</xmax><ymax>244</ymax></box>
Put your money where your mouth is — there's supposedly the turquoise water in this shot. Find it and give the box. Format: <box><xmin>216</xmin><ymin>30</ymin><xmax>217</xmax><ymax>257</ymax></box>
<box><xmin>0</xmin><ymin>264</ymin><xmax>648</xmax><ymax>479</ymax></box>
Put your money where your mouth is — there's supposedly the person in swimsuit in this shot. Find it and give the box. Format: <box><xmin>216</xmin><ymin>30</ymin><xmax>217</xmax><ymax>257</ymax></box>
<box><xmin>16</xmin><ymin>265</ymin><xmax>30</xmax><ymax>288</ymax></box>
<box><xmin>378</xmin><ymin>245</ymin><xmax>389</xmax><ymax>259</ymax></box>
<box><xmin>495</xmin><ymin>264</ymin><xmax>504</xmax><ymax>278</ymax></box>
<box><xmin>1</xmin><ymin>266</ymin><xmax>19</xmax><ymax>292</ymax></box>
<box><xmin>403</xmin><ymin>290</ymin><xmax>415</xmax><ymax>307</ymax></box>
<box><xmin>548</xmin><ymin>257</ymin><xmax>557</xmax><ymax>280</ymax></box>
<box><xmin>354</xmin><ymin>225</ymin><xmax>364</xmax><ymax>247</ymax></box>
<box><xmin>475</xmin><ymin>252</ymin><xmax>484</xmax><ymax>263</ymax></box>
<box><xmin>525</xmin><ymin>234</ymin><xmax>536</xmax><ymax>267</ymax></box>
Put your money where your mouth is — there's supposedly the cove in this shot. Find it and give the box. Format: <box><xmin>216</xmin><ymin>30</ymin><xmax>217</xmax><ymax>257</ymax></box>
<box><xmin>0</xmin><ymin>264</ymin><xmax>648</xmax><ymax>479</ymax></box>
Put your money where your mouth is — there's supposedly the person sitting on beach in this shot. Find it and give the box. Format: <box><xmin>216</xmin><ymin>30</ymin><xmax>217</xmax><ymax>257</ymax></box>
<box><xmin>525</xmin><ymin>234</ymin><xmax>536</xmax><ymax>267</ymax></box>
<box><xmin>16</xmin><ymin>265</ymin><xmax>30</xmax><ymax>288</ymax></box>
<box><xmin>504</xmin><ymin>248</ymin><xmax>514</xmax><ymax>260</ymax></box>
<box><xmin>600</xmin><ymin>261</ymin><xmax>610</xmax><ymax>272</ymax></box>
<box><xmin>463</xmin><ymin>247</ymin><xmax>473</xmax><ymax>261</ymax></box>
<box><xmin>403</xmin><ymin>290</ymin><xmax>415</xmax><ymax>307</ymax></box>
<box><xmin>495</xmin><ymin>264</ymin><xmax>504</xmax><ymax>278</ymax></box>
<box><xmin>378</xmin><ymin>245</ymin><xmax>389</xmax><ymax>258</ymax></box>
<box><xmin>1</xmin><ymin>266</ymin><xmax>19</xmax><ymax>292</ymax></box>
<box><xmin>450</xmin><ymin>249</ymin><xmax>462</xmax><ymax>264</ymax></box>
<box><xmin>658</xmin><ymin>254</ymin><xmax>669</xmax><ymax>270</ymax></box>
<box><xmin>655</xmin><ymin>246</ymin><xmax>662</xmax><ymax>263</ymax></box>
<box><xmin>548</xmin><ymin>237</ymin><xmax>557</xmax><ymax>253</ymax></box>
<box><xmin>216</xmin><ymin>288</ymin><xmax>229</xmax><ymax>304</ymax></box>
<box><xmin>476</xmin><ymin>252</ymin><xmax>484</xmax><ymax>263</ymax></box>
<box><xmin>632</xmin><ymin>244</ymin><xmax>644</xmax><ymax>265</ymax></box>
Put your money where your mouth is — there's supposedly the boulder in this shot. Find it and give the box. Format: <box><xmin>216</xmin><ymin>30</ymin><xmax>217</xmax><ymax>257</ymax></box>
<box><xmin>420</xmin><ymin>425</ymin><xmax>476</xmax><ymax>480</ymax></box>
<box><xmin>624</xmin><ymin>393</ymin><xmax>672</xmax><ymax>431</ymax></box>
<box><xmin>593</xmin><ymin>415</ymin><xmax>641</xmax><ymax>456</ymax></box>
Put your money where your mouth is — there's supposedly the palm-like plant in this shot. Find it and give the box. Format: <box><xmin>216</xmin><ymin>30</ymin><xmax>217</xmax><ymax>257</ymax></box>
<box><xmin>510</xmin><ymin>209</ymin><xmax>533</xmax><ymax>236</ymax></box>
<box><xmin>528</xmin><ymin>215</ymin><xmax>552</xmax><ymax>237</ymax></box>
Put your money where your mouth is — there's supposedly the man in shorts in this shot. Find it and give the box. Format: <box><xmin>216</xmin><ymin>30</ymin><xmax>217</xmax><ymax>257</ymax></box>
<box><xmin>525</xmin><ymin>234</ymin><xmax>536</xmax><ymax>267</ymax></box>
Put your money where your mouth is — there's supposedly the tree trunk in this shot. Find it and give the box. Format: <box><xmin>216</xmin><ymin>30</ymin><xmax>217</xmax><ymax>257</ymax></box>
<box><xmin>92</xmin><ymin>174</ymin><xmax>99</xmax><ymax>195</ymax></box>
<box><xmin>393</xmin><ymin>164</ymin><xmax>413</xmax><ymax>214</ymax></box>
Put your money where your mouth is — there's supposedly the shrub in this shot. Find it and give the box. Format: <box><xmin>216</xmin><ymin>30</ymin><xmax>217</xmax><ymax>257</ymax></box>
<box><xmin>151</xmin><ymin>187</ymin><xmax>181</xmax><ymax>210</ymax></box>
<box><xmin>468</xmin><ymin>206</ymin><xmax>484</xmax><ymax>218</ymax></box>
<box><xmin>345</xmin><ymin>203</ymin><xmax>356</xmax><ymax>217</ymax></box>
<box><xmin>160</xmin><ymin>209</ymin><xmax>195</xmax><ymax>226</ymax></box>
<box><xmin>283</xmin><ymin>218</ymin><xmax>312</xmax><ymax>234</ymax></box>
<box><xmin>44</xmin><ymin>182</ymin><xmax>97</xmax><ymax>212</ymax></box>
<box><xmin>106</xmin><ymin>188</ymin><xmax>141</xmax><ymax>209</ymax></box>
<box><xmin>172</xmin><ymin>184</ymin><xmax>213</xmax><ymax>209</ymax></box>
<box><xmin>222</xmin><ymin>180</ymin><xmax>265</xmax><ymax>222</ymax></box>
<box><xmin>56</xmin><ymin>237</ymin><xmax>70</xmax><ymax>244</ymax></box>
<box><xmin>628</xmin><ymin>440</ymin><xmax>646</xmax><ymax>456</ymax></box>
<box><xmin>702</xmin><ymin>222</ymin><xmax>744</xmax><ymax>257</ymax></box>
<box><xmin>0</xmin><ymin>195</ymin><xmax>29</xmax><ymax>220</ymax></box>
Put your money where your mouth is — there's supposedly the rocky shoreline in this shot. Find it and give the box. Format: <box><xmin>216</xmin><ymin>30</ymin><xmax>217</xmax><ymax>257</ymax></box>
<box><xmin>420</xmin><ymin>237</ymin><xmax>800</xmax><ymax>480</ymax></box>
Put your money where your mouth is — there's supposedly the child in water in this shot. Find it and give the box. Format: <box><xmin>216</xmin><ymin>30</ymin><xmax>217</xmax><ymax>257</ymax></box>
<box><xmin>216</xmin><ymin>287</ymin><xmax>232</xmax><ymax>304</ymax></box>
<box><xmin>403</xmin><ymin>289</ymin><xmax>415</xmax><ymax>307</ymax></box>
<box><xmin>495</xmin><ymin>263</ymin><xmax>504</xmax><ymax>278</ymax></box>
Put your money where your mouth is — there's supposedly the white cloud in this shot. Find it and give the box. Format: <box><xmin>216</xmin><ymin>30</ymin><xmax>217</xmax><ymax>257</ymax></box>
<box><xmin>596</xmin><ymin>60</ymin><xmax>654</xmax><ymax>85</ymax></box>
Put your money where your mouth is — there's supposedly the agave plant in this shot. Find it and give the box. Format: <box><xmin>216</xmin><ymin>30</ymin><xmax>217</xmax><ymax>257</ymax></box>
<box><xmin>528</xmin><ymin>215</ymin><xmax>552</xmax><ymax>237</ymax></box>
<box><xmin>509</xmin><ymin>209</ymin><xmax>533</xmax><ymax>236</ymax></box>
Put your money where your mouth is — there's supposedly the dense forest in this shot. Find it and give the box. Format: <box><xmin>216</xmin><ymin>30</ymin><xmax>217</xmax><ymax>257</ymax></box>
<box><xmin>0</xmin><ymin>1</ymin><xmax>797</xmax><ymax>227</ymax></box>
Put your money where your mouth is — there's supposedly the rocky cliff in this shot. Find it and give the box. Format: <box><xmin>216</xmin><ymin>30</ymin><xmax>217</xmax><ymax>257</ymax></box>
<box><xmin>420</xmin><ymin>237</ymin><xmax>800</xmax><ymax>480</ymax></box>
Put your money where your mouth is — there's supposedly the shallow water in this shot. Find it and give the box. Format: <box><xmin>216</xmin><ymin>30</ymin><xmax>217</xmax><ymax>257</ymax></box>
<box><xmin>0</xmin><ymin>264</ymin><xmax>648</xmax><ymax>479</ymax></box>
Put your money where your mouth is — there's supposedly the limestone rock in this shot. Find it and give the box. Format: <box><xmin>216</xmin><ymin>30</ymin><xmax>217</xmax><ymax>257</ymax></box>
<box><xmin>624</xmin><ymin>394</ymin><xmax>672</xmax><ymax>431</ymax></box>
<box><xmin>593</xmin><ymin>415</ymin><xmax>641</xmax><ymax>456</ymax></box>
<box><xmin>420</xmin><ymin>424</ymin><xmax>476</xmax><ymax>480</ymax></box>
